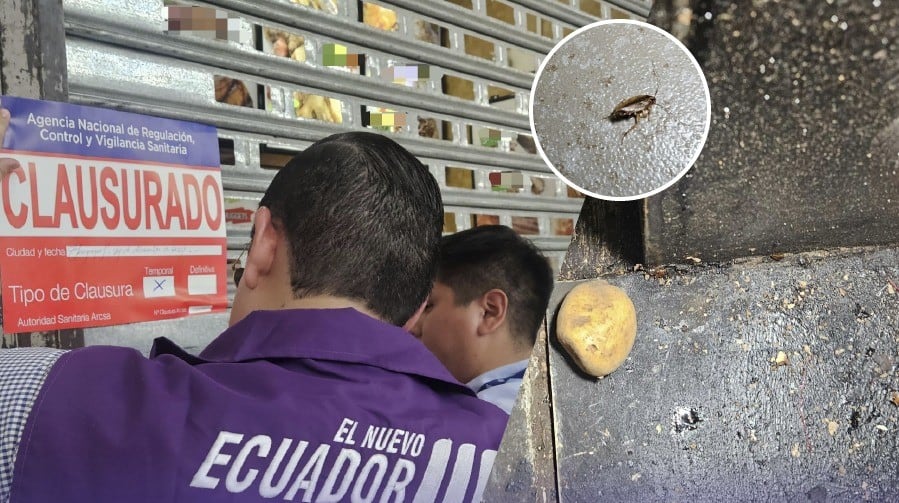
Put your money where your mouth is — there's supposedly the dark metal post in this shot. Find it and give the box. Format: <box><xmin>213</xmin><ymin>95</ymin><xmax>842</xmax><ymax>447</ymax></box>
<box><xmin>0</xmin><ymin>0</ymin><xmax>68</xmax><ymax>99</ymax></box>
<box><xmin>0</xmin><ymin>0</ymin><xmax>79</xmax><ymax>348</ymax></box>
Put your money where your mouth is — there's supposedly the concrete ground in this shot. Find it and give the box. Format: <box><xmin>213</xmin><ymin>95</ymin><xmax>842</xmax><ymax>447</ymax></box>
<box><xmin>486</xmin><ymin>245</ymin><xmax>898</xmax><ymax>502</ymax></box>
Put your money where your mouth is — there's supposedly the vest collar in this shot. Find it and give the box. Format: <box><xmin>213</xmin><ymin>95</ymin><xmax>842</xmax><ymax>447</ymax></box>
<box><xmin>150</xmin><ymin>308</ymin><xmax>468</xmax><ymax>392</ymax></box>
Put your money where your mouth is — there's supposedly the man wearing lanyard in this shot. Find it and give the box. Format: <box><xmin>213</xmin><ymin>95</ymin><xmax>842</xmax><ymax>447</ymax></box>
<box><xmin>411</xmin><ymin>225</ymin><xmax>554</xmax><ymax>414</ymax></box>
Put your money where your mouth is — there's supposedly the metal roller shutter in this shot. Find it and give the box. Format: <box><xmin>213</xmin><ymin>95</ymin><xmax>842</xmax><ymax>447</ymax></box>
<box><xmin>57</xmin><ymin>0</ymin><xmax>648</xmax><ymax>350</ymax></box>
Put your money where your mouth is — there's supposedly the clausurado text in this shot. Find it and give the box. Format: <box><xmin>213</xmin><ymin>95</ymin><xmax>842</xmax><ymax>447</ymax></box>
<box><xmin>1</xmin><ymin>158</ymin><xmax>223</xmax><ymax>237</ymax></box>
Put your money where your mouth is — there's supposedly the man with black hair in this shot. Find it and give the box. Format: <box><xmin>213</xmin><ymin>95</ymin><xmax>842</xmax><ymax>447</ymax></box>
<box><xmin>411</xmin><ymin>225</ymin><xmax>554</xmax><ymax>414</ymax></box>
<box><xmin>0</xmin><ymin>108</ymin><xmax>507</xmax><ymax>502</ymax></box>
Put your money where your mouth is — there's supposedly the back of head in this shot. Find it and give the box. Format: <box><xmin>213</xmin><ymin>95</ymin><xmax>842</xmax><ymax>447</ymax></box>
<box><xmin>259</xmin><ymin>131</ymin><xmax>443</xmax><ymax>326</ymax></box>
<box><xmin>437</xmin><ymin>225</ymin><xmax>554</xmax><ymax>347</ymax></box>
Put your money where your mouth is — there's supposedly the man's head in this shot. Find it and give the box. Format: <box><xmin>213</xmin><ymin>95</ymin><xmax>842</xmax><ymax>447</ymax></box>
<box><xmin>230</xmin><ymin>131</ymin><xmax>443</xmax><ymax>327</ymax></box>
<box><xmin>411</xmin><ymin>225</ymin><xmax>554</xmax><ymax>383</ymax></box>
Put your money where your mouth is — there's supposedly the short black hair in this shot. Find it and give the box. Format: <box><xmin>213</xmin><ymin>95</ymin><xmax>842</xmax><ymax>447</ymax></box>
<box><xmin>259</xmin><ymin>131</ymin><xmax>443</xmax><ymax>326</ymax></box>
<box><xmin>437</xmin><ymin>225</ymin><xmax>554</xmax><ymax>346</ymax></box>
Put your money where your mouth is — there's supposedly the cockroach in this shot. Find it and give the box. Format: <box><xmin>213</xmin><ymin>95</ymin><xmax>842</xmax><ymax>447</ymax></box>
<box><xmin>607</xmin><ymin>62</ymin><xmax>662</xmax><ymax>141</ymax></box>
<box><xmin>608</xmin><ymin>94</ymin><xmax>657</xmax><ymax>140</ymax></box>
<box><xmin>648</xmin><ymin>266</ymin><xmax>668</xmax><ymax>279</ymax></box>
<box><xmin>607</xmin><ymin>63</ymin><xmax>700</xmax><ymax>144</ymax></box>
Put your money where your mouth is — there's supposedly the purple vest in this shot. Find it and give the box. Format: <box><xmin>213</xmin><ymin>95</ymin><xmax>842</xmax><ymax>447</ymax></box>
<box><xmin>10</xmin><ymin>309</ymin><xmax>508</xmax><ymax>502</ymax></box>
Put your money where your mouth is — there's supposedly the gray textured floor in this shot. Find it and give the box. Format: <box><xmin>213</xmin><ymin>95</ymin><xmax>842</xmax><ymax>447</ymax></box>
<box><xmin>532</xmin><ymin>21</ymin><xmax>710</xmax><ymax>200</ymax></box>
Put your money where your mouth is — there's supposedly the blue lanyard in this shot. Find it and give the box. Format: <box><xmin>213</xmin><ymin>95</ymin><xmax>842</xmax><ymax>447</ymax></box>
<box><xmin>477</xmin><ymin>368</ymin><xmax>526</xmax><ymax>393</ymax></box>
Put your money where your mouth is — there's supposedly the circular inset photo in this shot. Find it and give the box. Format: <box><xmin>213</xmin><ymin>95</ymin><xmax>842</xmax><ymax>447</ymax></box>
<box><xmin>530</xmin><ymin>20</ymin><xmax>711</xmax><ymax>201</ymax></box>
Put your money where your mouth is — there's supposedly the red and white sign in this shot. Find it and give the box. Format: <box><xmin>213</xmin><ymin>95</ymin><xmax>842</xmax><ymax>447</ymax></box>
<box><xmin>0</xmin><ymin>96</ymin><xmax>227</xmax><ymax>332</ymax></box>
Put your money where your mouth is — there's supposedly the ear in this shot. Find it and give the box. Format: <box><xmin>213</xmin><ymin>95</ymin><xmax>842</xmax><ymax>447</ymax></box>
<box><xmin>477</xmin><ymin>289</ymin><xmax>508</xmax><ymax>335</ymax></box>
<box><xmin>403</xmin><ymin>299</ymin><xmax>428</xmax><ymax>332</ymax></box>
<box><xmin>241</xmin><ymin>206</ymin><xmax>280</xmax><ymax>290</ymax></box>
